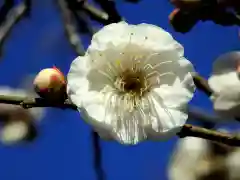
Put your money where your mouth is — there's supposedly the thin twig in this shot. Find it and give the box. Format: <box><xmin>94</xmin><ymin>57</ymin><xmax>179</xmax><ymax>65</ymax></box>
<box><xmin>178</xmin><ymin>124</ymin><xmax>240</xmax><ymax>146</ymax></box>
<box><xmin>57</xmin><ymin>0</ymin><xmax>85</xmax><ymax>56</ymax></box>
<box><xmin>82</xmin><ymin>1</ymin><xmax>110</xmax><ymax>24</ymax></box>
<box><xmin>92</xmin><ymin>131</ymin><xmax>105</xmax><ymax>180</ymax></box>
<box><xmin>92</xmin><ymin>0</ymin><xmax>122</xmax><ymax>24</ymax></box>
<box><xmin>0</xmin><ymin>94</ymin><xmax>77</xmax><ymax>109</ymax></box>
<box><xmin>23</xmin><ymin>0</ymin><xmax>32</xmax><ymax>17</ymax></box>
<box><xmin>0</xmin><ymin>0</ymin><xmax>14</xmax><ymax>26</ymax></box>
<box><xmin>193</xmin><ymin>73</ymin><xmax>213</xmax><ymax>97</ymax></box>
<box><xmin>71</xmin><ymin>10</ymin><xmax>97</xmax><ymax>35</ymax></box>
<box><xmin>0</xmin><ymin>2</ymin><xmax>27</xmax><ymax>57</ymax></box>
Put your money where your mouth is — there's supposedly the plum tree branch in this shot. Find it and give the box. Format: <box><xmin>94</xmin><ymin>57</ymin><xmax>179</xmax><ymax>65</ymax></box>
<box><xmin>193</xmin><ymin>73</ymin><xmax>213</xmax><ymax>97</ymax></box>
<box><xmin>0</xmin><ymin>94</ymin><xmax>239</xmax><ymax>146</ymax></box>
<box><xmin>0</xmin><ymin>94</ymin><xmax>77</xmax><ymax>109</ymax></box>
<box><xmin>178</xmin><ymin>124</ymin><xmax>240</xmax><ymax>146</ymax></box>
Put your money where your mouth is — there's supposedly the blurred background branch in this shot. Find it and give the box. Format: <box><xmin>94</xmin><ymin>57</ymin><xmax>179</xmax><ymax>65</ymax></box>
<box><xmin>0</xmin><ymin>1</ymin><xmax>30</xmax><ymax>57</ymax></box>
<box><xmin>57</xmin><ymin>0</ymin><xmax>86</xmax><ymax>56</ymax></box>
<box><xmin>93</xmin><ymin>0</ymin><xmax>122</xmax><ymax>24</ymax></box>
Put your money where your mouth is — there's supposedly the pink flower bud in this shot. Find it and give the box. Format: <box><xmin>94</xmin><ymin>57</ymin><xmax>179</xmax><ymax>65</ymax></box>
<box><xmin>33</xmin><ymin>67</ymin><xmax>67</xmax><ymax>101</ymax></box>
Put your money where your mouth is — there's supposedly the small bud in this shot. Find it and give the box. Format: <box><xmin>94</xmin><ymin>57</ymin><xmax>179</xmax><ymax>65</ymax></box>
<box><xmin>169</xmin><ymin>8</ymin><xmax>198</xmax><ymax>33</ymax></box>
<box><xmin>169</xmin><ymin>8</ymin><xmax>180</xmax><ymax>22</ymax></box>
<box><xmin>34</xmin><ymin>67</ymin><xmax>67</xmax><ymax>101</ymax></box>
<box><xmin>170</xmin><ymin>0</ymin><xmax>201</xmax><ymax>10</ymax></box>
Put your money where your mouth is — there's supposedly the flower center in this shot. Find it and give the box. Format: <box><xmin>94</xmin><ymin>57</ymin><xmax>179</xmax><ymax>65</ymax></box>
<box><xmin>115</xmin><ymin>69</ymin><xmax>148</xmax><ymax>97</ymax></box>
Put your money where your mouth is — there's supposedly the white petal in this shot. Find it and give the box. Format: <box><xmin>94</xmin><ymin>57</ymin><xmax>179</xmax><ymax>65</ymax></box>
<box><xmin>212</xmin><ymin>51</ymin><xmax>240</xmax><ymax>75</ymax></box>
<box><xmin>178</xmin><ymin>58</ymin><xmax>196</xmax><ymax>91</ymax></box>
<box><xmin>76</xmin><ymin>91</ymin><xmax>116</xmax><ymax>134</ymax></box>
<box><xmin>131</xmin><ymin>23</ymin><xmax>184</xmax><ymax>55</ymax></box>
<box><xmin>226</xmin><ymin>149</ymin><xmax>240</xmax><ymax>179</ymax></box>
<box><xmin>78</xmin><ymin>90</ymin><xmax>186</xmax><ymax>145</ymax></box>
<box><xmin>81</xmin><ymin>92</ymin><xmax>149</xmax><ymax>145</ymax></box>
<box><xmin>0</xmin><ymin>121</ymin><xmax>28</xmax><ymax>144</ymax></box>
<box><xmin>208</xmin><ymin>71</ymin><xmax>240</xmax><ymax>94</ymax></box>
<box><xmin>67</xmin><ymin>55</ymin><xmax>91</xmax><ymax>107</ymax></box>
<box><xmin>89</xmin><ymin>21</ymin><xmax>130</xmax><ymax>52</ymax></box>
<box><xmin>88</xmin><ymin>22</ymin><xmax>184</xmax><ymax>63</ymax></box>
<box><xmin>110</xmin><ymin>108</ymin><xmax>149</xmax><ymax>145</ymax></box>
<box><xmin>144</xmin><ymin>51</ymin><xmax>195</xmax><ymax>88</ymax></box>
<box><xmin>152</xmin><ymin>80</ymin><xmax>194</xmax><ymax>110</ymax></box>
<box><xmin>169</xmin><ymin>137</ymin><xmax>209</xmax><ymax>180</ymax></box>
<box><xmin>212</xmin><ymin>84</ymin><xmax>240</xmax><ymax>118</ymax></box>
<box><xmin>145</xmin><ymin>91</ymin><xmax>188</xmax><ymax>137</ymax></box>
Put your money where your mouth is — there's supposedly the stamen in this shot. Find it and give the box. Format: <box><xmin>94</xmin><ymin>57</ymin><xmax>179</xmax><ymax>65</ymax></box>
<box><xmin>143</xmin><ymin>52</ymin><xmax>162</xmax><ymax>67</ymax></box>
<box><xmin>106</xmin><ymin>62</ymin><xmax>118</xmax><ymax>77</ymax></box>
<box><xmin>113</xmin><ymin>63</ymin><xmax>151</xmax><ymax>112</ymax></box>
<box><xmin>144</xmin><ymin>60</ymin><xmax>172</xmax><ymax>71</ymax></box>
<box><xmin>98</xmin><ymin>70</ymin><xmax>115</xmax><ymax>82</ymax></box>
<box><xmin>158</xmin><ymin>72</ymin><xmax>175</xmax><ymax>77</ymax></box>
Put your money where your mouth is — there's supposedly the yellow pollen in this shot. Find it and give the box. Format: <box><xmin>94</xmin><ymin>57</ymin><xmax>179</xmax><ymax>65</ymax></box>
<box><xmin>115</xmin><ymin>59</ymin><xmax>121</xmax><ymax>66</ymax></box>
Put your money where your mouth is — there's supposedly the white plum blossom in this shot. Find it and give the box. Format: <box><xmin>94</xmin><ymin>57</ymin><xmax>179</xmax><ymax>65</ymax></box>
<box><xmin>208</xmin><ymin>51</ymin><xmax>240</xmax><ymax>118</ymax></box>
<box><xmin>67</xmin><ymin>21</ymin><xmax>195</xmax><ymax>145</ymax></box>
<box><xmin>168</xmin><ymin>137</ymin><xmax>209</xmax><ymax>180</ymax></box>
<box><xmin>168</xmin><ymin>130</ymin><xmax>240</xmax><ymax>180</ymax></box>
<box><xmin>0</xmin><ymin>86</ymin><xmax>45</xmax><ymax>144</ymax></box>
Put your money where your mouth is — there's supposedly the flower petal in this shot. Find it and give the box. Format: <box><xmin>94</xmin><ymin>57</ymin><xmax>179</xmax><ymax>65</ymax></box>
<box><xmin>67</xmin><ymin>56</ymin><xmax>91</xmax><ymax>107</ymax></box>
<box><xmin>131</xmin><ymin>23</ymin><xmax>184</xmax><ymax>55</ymax></box>
<box><xmin>0</xmin><ymin>121</ymin><xmax>28</xmax><ymax>144</ymax></box>
<box><xmin>226</xmin><ymin>148</ymin><xmax>240</xmax><ymax>180</ymax></box>
<box><xmin>143</xmin><ymin>51</ymin><xmax>195</xmax><ymax>88</ymax></box>
<box><xmin>88</xmin><ymin>22</ymin><xmax>184</xmax><ymax>62</ymax></box>
<box><xmin>152</xmin><ymin>78</ymin><xmax>194</xmax><ymax>110</ymax></box>
<box><xmin>169</xmin><ymin>137</ymin><xmax>209</xmax><ymax>180</ymax></box>
<box><xmin>208</xmin><ymin>72</ymin><xmax>240</xmax><ymax>94</ymax></box>
<box><xmin>89</xmin><ymin>21</ymin><xmax>130</xmax><ymax>51</ymax></box>
<box><xmin>178</xmin><ymin>58</ymin><xmax>195</xmax><ymax>91</ymax></box>
<box><xmin>82</xmin><ymin>92</ymin><xmax>150</xmax><ymax>144</ymax></box>
<box><xmin>212</xmin><ymin>84</ymin><xmax>240</xmax><ymax>118</ymax></box>
<box><xmin>145</xmin><ymin>91</ymin><xmax>188</xmax><ymax>136</ymax></box>
<box><xmin>212</xmin><ymin>51</ymin><xmax>240</xmax><ymax>75</ymax></box>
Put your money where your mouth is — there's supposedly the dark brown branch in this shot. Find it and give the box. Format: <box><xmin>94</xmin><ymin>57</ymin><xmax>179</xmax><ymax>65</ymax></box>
<box><xmin>193</xmin><ymin>73</ymin><xmax>213</xmax><ymax>97</ymax></box>
<box><xmin>0</xmin><ymin>94</ymin><xmax>240</xmax><ymax>146</ymax></box>
<box><xmin>0</xmin><ymin>95</ymin><xmax>77</xmax><ymax>110</ymax></box>
<box><xmin>92</xmin><ymin>131</ymin><xmax>105</xmax><ymax>180</ymax></box>
<box><xmin>92</xmin><ymin>0</ymin><xmax>122</xmax><ymax>24</ymax></box>
<box><xmin>0</xmin><ymin>0</ymin><xmax>14</xmax><ymax>26</ymax></box>
<box><xmin>23</xmin><ymin>0</ymin><xmax>32</xmax><ymax>17</ymax></box>
<box><xmin>178</xmin><ymin>124</ymin><xmax>240</xmax><ymax>146</ymax></box>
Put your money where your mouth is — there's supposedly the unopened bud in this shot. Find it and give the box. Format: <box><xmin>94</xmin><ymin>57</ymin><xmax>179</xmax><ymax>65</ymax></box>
<box><xmin>34</xmin><ymin>67</ymin><xmax>67</xmax><ymax>101</ymax></box>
